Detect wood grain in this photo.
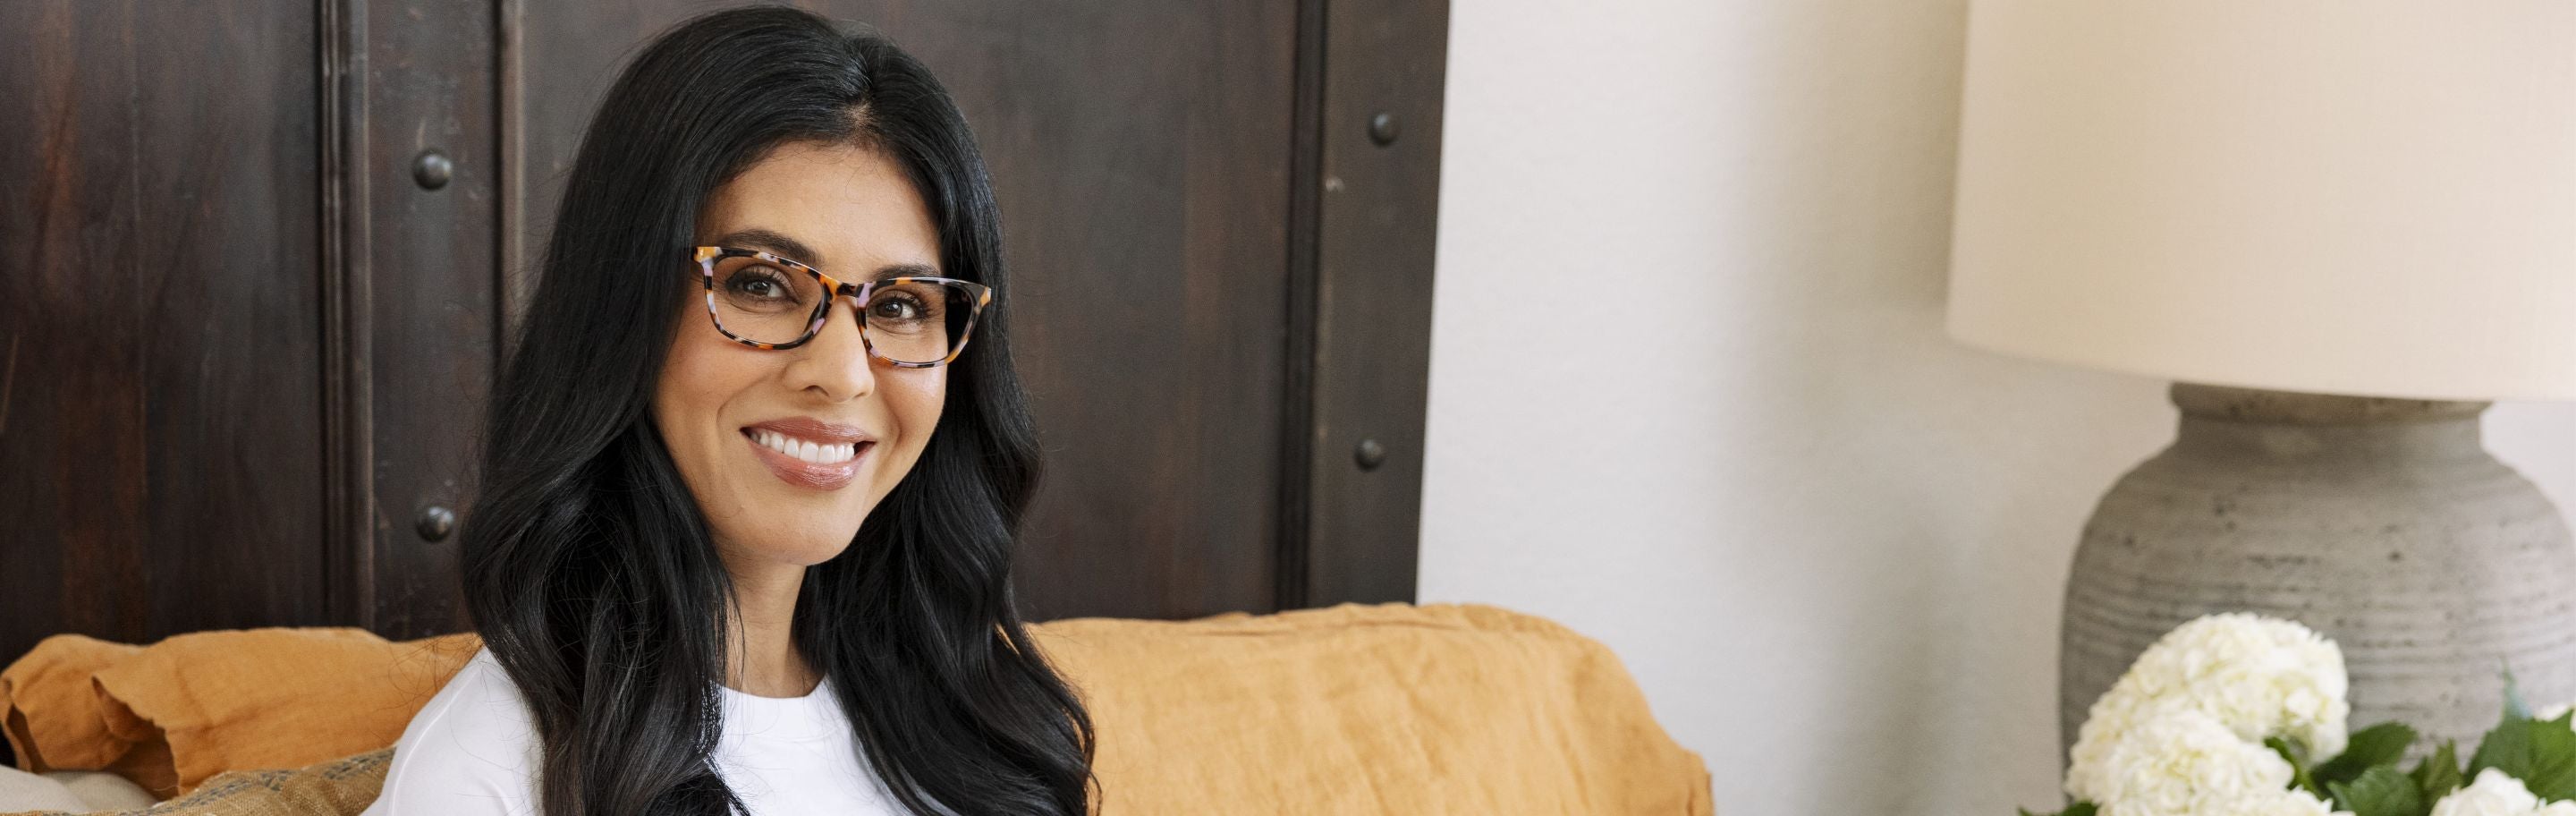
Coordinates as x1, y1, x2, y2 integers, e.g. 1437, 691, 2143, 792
0, 0, 332, 674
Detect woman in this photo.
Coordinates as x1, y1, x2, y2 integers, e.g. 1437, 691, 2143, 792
362, 7, 1096, 816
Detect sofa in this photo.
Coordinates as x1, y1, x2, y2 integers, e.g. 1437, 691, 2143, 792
0, 602, 1711, 815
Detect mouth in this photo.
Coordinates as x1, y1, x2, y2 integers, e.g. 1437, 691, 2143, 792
740, 421, 876, 491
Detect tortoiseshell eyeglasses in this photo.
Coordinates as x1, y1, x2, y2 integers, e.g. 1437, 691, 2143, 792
689, 246, 993, 368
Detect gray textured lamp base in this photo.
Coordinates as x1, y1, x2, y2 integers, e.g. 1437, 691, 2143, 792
2060, 383, 2576, 764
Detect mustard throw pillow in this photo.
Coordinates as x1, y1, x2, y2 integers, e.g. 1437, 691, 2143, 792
3, 603, 1711, 815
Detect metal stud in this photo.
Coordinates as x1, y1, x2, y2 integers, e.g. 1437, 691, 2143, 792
412, 150, 453, 190
1354, 438, 1388, 471
1368, 112, 1400, 147
417, 505, 456, 541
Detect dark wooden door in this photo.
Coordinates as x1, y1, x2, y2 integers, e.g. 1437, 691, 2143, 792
1, 1, 336, 651
0, 0, 1445, 690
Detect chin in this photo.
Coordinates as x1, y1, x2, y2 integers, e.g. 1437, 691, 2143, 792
713, 513, 861, 565
786, 544, 854, 567
741, 539, 854, 568
771, 523, 864, 565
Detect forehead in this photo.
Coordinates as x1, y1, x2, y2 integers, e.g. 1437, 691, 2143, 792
696, 140, 939, 272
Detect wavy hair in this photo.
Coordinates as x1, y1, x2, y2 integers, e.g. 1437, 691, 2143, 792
458, 6, 1094, 815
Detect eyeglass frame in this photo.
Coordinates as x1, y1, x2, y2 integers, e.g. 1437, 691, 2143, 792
689, 245, 994, 369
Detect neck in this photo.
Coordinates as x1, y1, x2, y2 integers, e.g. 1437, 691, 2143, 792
721, 557, 819, 698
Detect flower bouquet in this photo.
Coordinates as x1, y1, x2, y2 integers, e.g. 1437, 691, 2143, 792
2022, 613, 2576, 816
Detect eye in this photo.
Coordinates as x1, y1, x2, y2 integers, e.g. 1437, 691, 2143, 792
724, 267, 794, 302
869, 292, 928, 321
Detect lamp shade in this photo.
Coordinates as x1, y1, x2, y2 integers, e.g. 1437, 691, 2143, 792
1947, 1, 2576, 402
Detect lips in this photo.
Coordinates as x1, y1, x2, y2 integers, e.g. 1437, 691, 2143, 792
740, 418, 877, 491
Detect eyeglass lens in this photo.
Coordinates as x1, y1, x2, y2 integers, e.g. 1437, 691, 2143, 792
707, 254, 973, 363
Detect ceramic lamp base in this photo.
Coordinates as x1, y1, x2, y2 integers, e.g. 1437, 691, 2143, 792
2060, 383, 2576, 764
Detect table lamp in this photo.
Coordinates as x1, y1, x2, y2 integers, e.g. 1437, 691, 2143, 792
1946, 0, 2576, 760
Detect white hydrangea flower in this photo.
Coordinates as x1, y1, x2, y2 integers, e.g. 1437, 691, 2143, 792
2070, 612, 2352, 803
2537, 701, 2573, 722
2072, 706, 2296, 815
2104, 787, 2352, 816
2207, 789, 2353, 816
2428, 768, 2576, 816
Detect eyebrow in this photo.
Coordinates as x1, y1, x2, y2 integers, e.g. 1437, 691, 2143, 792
709, 228, 942, 282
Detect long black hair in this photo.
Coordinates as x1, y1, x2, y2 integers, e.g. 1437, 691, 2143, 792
458, 6, 1094, 815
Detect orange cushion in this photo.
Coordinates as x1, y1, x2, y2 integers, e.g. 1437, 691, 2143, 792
1036, 602, 1712, 815
2, 603, 1709, 814
0, 635, 141, 778
0, 629, 476, 798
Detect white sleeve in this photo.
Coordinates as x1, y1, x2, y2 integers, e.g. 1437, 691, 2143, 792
360, 650, 543, 816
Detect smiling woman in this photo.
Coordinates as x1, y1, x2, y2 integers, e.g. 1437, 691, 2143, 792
358, 6, 1094, 816
658, 142, 953, 583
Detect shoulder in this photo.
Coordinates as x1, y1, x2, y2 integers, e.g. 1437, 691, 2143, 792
362, 647, 543, 816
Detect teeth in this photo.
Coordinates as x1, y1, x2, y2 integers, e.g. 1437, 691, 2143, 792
752, 429, 860, 464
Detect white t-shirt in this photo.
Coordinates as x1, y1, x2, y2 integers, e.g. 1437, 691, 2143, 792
361, 647, 906, 816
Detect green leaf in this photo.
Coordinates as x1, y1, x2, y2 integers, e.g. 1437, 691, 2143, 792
2412, 740, 2464, 803
2272, 735, 2323, 796
2019, 803, 2097, 816
2316, 722, 2419, 789
2328, 765, 2425, 816
2470, 716, 2576, 800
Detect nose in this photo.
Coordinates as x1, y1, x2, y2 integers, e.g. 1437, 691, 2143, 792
782, 295, 877, 402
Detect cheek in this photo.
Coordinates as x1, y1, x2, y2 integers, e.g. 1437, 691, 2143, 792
657, 332, 722, 429
885, 370, 948, 467
652, 327, 765, 507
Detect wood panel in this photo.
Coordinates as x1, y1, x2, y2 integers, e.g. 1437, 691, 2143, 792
0, 1, 330, 673
343, 0, 503, 639
1296, 0, 1448, 607
897, 1, 1299, 621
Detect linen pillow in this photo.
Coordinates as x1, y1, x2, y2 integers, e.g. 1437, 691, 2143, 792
0, 631, 474, 798
0, 762, 88, 813
1030, 601, 1713, 815
4, 603, 1713, 815
0, 748, 389, 816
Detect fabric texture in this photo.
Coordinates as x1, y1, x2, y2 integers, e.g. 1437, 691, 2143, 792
359, 647, 908, 816
0, 764, 89, 813
2, 602, 1712, 816
42, 773, 153, 812
1, 630, 478, 800
1, 749, 392, 816
1035, 602, 1712, 815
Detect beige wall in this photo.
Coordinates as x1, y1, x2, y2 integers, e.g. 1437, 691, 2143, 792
1413, 2, 2576, 813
